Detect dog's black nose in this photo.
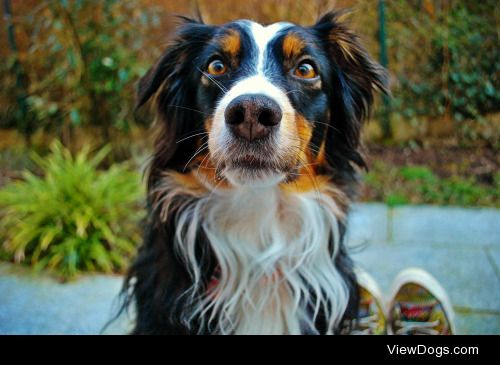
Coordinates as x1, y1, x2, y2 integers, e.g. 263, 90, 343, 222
224, 94, 282, 141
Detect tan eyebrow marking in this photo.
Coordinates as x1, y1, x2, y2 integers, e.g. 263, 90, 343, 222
220, 29, 241, 56
282, 32, 305, 58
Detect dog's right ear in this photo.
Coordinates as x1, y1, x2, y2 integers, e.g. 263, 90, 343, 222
136, 17, 215, 109
137, 18, 215, 187
136, 51, 170, 109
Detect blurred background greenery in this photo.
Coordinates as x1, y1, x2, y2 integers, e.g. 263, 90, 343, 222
0, 0, 498, 278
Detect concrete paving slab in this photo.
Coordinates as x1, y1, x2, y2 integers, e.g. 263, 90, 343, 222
346, 203, 389, 246
0, 265, 131, 334
352, 244, 500, 313
391, 206, 500, 247
487, 248, 500, 278
455, 312, 500, 335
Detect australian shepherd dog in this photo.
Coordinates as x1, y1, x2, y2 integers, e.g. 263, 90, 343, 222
122, 10, 388, 335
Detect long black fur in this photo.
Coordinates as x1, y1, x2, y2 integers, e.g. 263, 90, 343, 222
120, 11, 388, 335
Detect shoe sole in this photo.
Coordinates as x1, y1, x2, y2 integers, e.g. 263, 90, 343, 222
387, 267, 455, 335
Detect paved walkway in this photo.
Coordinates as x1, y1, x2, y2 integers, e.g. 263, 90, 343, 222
0, 204, 499, 334
347, 204, 500, 335
0, 264, 131, 334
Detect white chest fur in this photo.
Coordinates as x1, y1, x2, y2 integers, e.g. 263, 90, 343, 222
160, 178, 349, 334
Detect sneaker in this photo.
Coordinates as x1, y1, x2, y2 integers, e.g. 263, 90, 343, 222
387, 268, 455, 335
341, 269, 387, 335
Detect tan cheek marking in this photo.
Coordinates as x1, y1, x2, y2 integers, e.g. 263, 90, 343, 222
280, 115, 333, 194
281, 174, 329, 194
282, 33, 305, 59
197, 157, 231, 190
188, 136, 230, 190
281, 172, 350, 216
294, 113, 313, 164
314, 141, 326, 170
170, 159, 231, 193
220, 29, 241, 57
204, 117, 213, 131
169, 171, 207, 194
280, 114, 324, 194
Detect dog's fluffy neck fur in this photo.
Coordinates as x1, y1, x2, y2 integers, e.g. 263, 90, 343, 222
155, 171, 350, 334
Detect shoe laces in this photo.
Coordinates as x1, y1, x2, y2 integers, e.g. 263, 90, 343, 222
394, 319, 440, 335
348, 314, 381, 335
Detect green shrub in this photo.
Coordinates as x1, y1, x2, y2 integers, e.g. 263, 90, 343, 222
399, 166, 438, 183
386, 1, 499, 142
385, 193, 409, 207
0, 141, 144, 279
363, 162, 499, 207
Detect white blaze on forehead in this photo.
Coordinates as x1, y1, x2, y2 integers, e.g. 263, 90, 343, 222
214, 21, 294, 113
249, 21, 291, 74
216, 75, 293, 113
208, 22, 298, 187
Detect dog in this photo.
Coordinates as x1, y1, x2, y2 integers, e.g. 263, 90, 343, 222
123, 10, 388, 335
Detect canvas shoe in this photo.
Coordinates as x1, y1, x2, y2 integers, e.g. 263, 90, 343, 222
387, 267, 455, 335
341, 268, 387, 335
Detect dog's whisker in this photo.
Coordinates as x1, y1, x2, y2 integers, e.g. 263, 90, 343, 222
313, 120, 341, 133
167, 105, 210, 116
195, 65, 228, 93
182, 142, 209, 172
176, 131, 209, 144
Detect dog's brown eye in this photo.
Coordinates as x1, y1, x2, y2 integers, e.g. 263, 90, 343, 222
207, 59, 227, 76
294, 62, 317, 79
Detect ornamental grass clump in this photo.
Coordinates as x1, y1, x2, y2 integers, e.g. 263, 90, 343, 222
0, 141, 144, 279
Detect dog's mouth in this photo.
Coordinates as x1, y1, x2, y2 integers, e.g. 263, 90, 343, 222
217, 150, 292, 186
230, 155, 274, 171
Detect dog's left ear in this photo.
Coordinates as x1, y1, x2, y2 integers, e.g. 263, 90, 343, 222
312, 11, 389, 170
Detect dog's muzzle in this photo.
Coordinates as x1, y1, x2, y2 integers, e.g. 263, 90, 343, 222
224, 94, 282, 141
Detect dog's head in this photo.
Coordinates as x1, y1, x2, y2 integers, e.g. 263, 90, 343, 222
138, 12, 387, 189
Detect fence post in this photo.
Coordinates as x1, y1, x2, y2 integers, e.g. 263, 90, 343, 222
378, 0, 391, 139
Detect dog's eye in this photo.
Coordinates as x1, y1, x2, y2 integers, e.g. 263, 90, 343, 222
207, 59, 227, 76
294, 62, 317, 79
